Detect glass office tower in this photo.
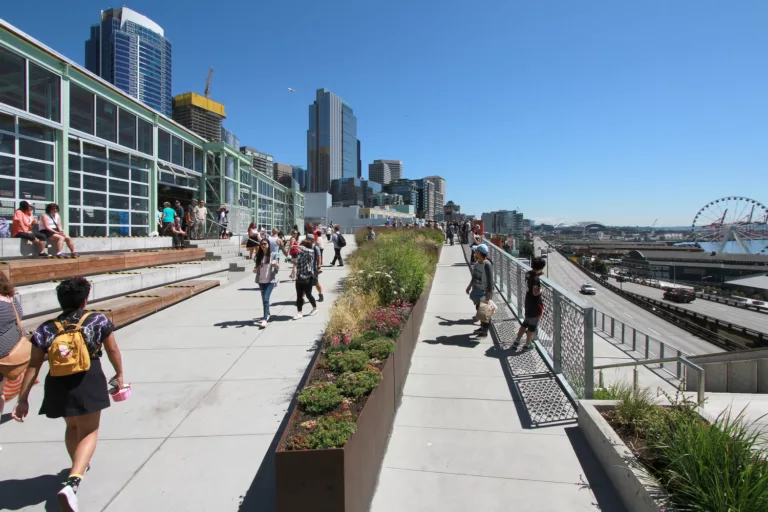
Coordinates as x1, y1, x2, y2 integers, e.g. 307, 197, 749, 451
85, 7, 172, 117
307, 89, 357, 192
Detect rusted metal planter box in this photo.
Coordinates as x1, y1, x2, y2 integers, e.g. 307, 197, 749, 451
274, 267, 436, 512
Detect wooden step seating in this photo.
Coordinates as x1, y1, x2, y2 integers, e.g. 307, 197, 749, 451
20, 279, 219, 332
1, 248, 206, 286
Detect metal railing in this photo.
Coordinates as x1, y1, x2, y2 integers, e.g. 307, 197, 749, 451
480, 238, 595, 398
594, 356, 706, 404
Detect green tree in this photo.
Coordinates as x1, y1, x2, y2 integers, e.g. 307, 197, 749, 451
593, 259, 608, 275
519, 241, 534, 258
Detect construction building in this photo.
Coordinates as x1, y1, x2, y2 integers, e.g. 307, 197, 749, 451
172, 93, 226, 142
240, 147, 274, 176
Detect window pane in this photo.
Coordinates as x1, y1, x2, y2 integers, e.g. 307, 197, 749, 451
82, 208, 106, 224
69, 207, 81, 223
82, 158, 106, 176
69, 225, 81, 238
83, 142, 106, 159
69, 189, 80, 206
108, 164, 129, 180
130, 155, 151, 170
28, 62, 60, 122
131, 183, 148, 197
19, 180, 52, 202
18, 160, 53, 181
0, 133, 14, 155
19, 139, 54, 162
171, 137, 182, 166
131, 168, 148, 183
0, 155, 14, 177
158, 129, 170, 161
82, 225, 106, 237
68, 137, 80, 153
194, 147, 203, 172
137, 118, 153, 155
69, 154, 81, 170
0, 112, 14, 133
83, 192, 106, 208
0, 46, 26, 110
109, 195, 130, 210
109, 179, 129, 195
118, 109, 136, 149
183, 142, 193, 169
0, 177, 14, 199
18, 119, 55, 141
131, 226, 148, 236
109, 149, 129, 165
109, 210, 130, 226
96, 97, 117, 142
70, 84, 94, 134
132, 198, 148, 211
131, 212, 148, 225
83, 174, 106, 192
69, 171, 81, 188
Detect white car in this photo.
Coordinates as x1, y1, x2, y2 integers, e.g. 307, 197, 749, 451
580, 284, 596, 295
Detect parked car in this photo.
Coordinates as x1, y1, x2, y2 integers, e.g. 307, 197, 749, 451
616, 275, 627, 282
600, 274, 610, 280
663, 288, 695, 303
580, 284, 596, 295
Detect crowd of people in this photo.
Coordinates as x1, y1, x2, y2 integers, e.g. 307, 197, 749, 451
11, 201, 78, 258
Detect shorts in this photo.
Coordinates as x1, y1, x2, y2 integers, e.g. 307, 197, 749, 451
522, 303, 544, 332
15, 232, 47, 243
522, 316, 540, 333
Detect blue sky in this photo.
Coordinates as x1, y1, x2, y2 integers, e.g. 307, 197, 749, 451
3, 0, 768, 225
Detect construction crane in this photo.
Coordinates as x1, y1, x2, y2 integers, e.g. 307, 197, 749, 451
204, 67, 214, 99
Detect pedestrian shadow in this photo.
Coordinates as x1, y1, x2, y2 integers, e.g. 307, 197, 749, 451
1, 412, 12, 425
435, 316, 475, 327
213, 320, 258, 329
265, 315, 293, 323
422, 333, 480, 348
0, 469, 68, 511
237, 288, 262, 291
269, 301, 295, 307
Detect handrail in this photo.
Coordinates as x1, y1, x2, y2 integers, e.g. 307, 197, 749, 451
595, 356, 705, 404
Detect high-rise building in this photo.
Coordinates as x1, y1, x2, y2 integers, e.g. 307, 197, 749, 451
307, 88, 358, 192
368, 160, 392, 185
273, 162, 293, 185
330, 178, 381, 207
482, 210, 525, 236
357, 140, 362, 179
424, 175, 446, 219
381, 160, 402, 181
414, 178, 436, 220
85, 7, 172, 116
172, 93, 225, 142
292, 166, 309, 192
444, 201, 461, 222
384, 180, 418, 207
240, 147, 273, 176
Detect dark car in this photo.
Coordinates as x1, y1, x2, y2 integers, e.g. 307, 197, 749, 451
663, 288, 695, 303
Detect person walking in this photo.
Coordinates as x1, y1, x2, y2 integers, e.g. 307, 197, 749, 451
185, 200, 198, 241
512, 257, 546, 351
311, 232, 324, 302
0, 273, 25, 453
194, 200, 208, 239
325, 225, 332, 242
12, 201, 49, 258
173, 200, 184, 226
12, 277, 125, 512
293, 235, 318, 320
330, 226, 344, 267
218, 206, 229, 239
253, 239, 279, 328
465, 243, 494, 339
288, 230, 300, 280
447, 223, 455, 246
39, 203, 77, 257
161, 202, 175, 234
246, 222, 260, 260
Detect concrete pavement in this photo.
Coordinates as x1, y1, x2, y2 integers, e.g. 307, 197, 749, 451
371, 244, 625, 512
0, 239, 356, 512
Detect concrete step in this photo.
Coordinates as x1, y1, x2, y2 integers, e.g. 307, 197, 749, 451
204, 246, 243, 259
17, 259, 232, 317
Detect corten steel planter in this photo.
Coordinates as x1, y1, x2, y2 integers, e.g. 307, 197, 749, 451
274, 263, 437, 512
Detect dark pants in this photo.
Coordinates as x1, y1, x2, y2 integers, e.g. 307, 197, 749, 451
15, 232, 47, 244
326, 234, 331, 241
171, 232, 184, 248
296, 280, 316, 311
448, 234, 454, 245
330, 248, 343, 266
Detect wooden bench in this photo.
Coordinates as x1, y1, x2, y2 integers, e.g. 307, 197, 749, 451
2, 249, 206, 286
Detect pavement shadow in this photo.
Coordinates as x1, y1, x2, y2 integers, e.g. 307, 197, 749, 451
237, 327, 325, 512
269, 301, 296, 307
1, 412, 12, 425
422, 333, 480, 348
565, 427, 628, 512
213, 320, 258, 329
264, 315, 293, 323
0, 469, 68, 511
435, 316, 476, 327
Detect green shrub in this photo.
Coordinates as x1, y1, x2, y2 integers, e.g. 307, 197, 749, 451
325, 350, 370, 373
306, 412, 357, 449
362, 338, 396, 360
337, 368, 382, 397
297, 382, 343, 414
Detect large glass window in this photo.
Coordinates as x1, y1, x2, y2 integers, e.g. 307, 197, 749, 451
137, 118, 153, 155
0, 47, 26, 110
171, 136, 182, 166
28, 62, 60, 122
0, 133, 14, 155
96, 97, 117, 142
18, 119, 55, 141
183, 142, 193, 170
158, 129, 170, 160
194, 147, 203, 173
118, 109, 136, 149
19, 139, 54, 162
70, 84, 94, 134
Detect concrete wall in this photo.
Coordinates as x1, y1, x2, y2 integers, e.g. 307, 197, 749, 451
4, 237, 172, 258
304, 192, 332, 220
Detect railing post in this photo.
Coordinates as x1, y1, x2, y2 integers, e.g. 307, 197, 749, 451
632, 329, 637, 351
601, 313, 605, 332
552, 290, 562, 374
584, 306, 595, 399
506, 259, 513, 306
610, 317, 615, 338
659, 343, 665, 369
676, 351, 682, 379
620, 322, 625, 343
515, 266, 523, 318
645, 335, 650, 359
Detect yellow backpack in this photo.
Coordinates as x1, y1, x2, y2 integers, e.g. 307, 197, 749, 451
48, 313, 92, 377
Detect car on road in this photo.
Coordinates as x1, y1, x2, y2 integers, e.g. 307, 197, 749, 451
616, 275, 627, 282
663, 288, 695, 303
580, 284, 596, 295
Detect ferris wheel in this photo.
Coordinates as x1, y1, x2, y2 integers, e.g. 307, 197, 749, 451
691, 197, 768, 254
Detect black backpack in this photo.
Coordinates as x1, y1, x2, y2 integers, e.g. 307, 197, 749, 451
337, 233, 347, 247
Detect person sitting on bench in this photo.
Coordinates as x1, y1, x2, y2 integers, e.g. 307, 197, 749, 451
39, 203, 77, 258
12, 201, 49, 258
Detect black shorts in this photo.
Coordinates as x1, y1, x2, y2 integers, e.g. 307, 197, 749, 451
523, 304, 544, 332
15, 232, 47, 242
38, 229, 59, 238
246, 240, 258, 248
39, 358, 110, 418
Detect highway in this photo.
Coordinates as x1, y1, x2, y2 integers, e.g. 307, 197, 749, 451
533, 239, 721, 356
614, 281, 768, 334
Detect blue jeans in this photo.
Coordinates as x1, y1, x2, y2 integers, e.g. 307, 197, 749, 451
259, 282, 275, 319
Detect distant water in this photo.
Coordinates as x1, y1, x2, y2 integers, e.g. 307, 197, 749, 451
675, 240, 768, 254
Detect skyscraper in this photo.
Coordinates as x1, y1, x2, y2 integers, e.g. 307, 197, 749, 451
368, 160, 392, 185
85, 7, 172, 116
424, 176, 446, 220
307, 88, 358, 192
381, 160, 403, 181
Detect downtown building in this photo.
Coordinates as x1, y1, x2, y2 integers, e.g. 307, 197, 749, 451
424, 175, 445, 221
368, 159, 403, 186
307, 88, 358, 192
482, 209, 524, 237
240, 147, 274, 176
85, 7, 172, 117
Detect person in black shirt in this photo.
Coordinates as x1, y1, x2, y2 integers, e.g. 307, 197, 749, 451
513, 257, 546, 351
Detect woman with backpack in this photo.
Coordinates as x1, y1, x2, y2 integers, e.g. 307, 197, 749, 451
293, 235, 318, 320
12, 277, 126, 512
253, 238, 279, 328
39, 203, 77, 257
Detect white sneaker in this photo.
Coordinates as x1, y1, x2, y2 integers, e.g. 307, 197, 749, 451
307, 308, 318, 317
258, 320, 267, 328
293, 313, 303, 320
57, 485, 78, 512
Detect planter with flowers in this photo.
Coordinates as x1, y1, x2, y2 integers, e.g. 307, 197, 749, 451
275, 229, 442, 512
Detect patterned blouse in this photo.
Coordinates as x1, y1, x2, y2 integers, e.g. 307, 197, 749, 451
31, 310, 115, 358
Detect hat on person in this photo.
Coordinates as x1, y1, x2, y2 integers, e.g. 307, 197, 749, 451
472, 243, 489, 255
305, 234, 315, 241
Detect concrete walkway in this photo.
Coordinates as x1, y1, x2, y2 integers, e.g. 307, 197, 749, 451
0, 238, 356, 512
370, 244, 624, 512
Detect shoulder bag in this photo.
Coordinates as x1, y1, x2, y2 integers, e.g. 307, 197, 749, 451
0, 301, 32, 379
